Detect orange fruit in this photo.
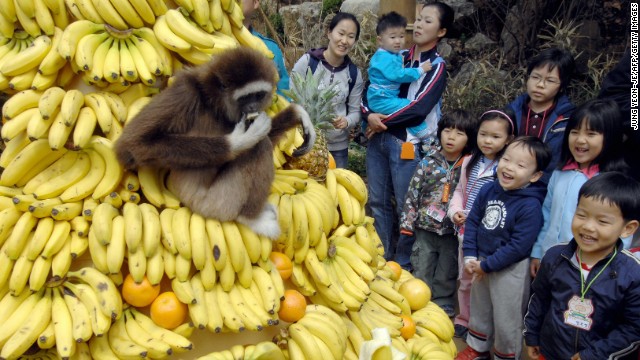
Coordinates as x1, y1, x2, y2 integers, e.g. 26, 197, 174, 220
386, 261, 402, 281
269, 251, 293, 280
328, 153, 337, 169
278, 289, 306, 323
398, 278, 431, 310
400, 314, 416, 340
121, 274, 161, 307
150, 291, 188, 329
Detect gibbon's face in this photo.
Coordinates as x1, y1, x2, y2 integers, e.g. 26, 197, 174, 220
206, 48, 277, 120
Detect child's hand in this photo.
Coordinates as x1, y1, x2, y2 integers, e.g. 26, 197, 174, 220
571, 353, 581, 360
464, 261, 475, 274
530, 258, 541, 278
421, 61, 432, 73
527, 346, 541, 359
453, 211, 467, 225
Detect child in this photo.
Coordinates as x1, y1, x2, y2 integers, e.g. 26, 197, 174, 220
455, 136, 551, 360
365, 11, 433, 138
530, 98, 628, 277
399, 109, 476, 317
508, 47, 576, 183
446, 109, 516, 338
524, 172, 640, 360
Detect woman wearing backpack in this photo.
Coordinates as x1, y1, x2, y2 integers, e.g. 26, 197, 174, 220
290, 12, 364, 168
361, 2, 454, 269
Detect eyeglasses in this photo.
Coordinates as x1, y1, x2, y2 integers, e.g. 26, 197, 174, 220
528, 74, 561, 86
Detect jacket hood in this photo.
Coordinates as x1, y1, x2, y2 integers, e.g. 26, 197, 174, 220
512, 93, 576, 119
307, 48, 354, 72
490, 180, 547, 203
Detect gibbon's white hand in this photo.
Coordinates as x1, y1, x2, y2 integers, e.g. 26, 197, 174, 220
228, 112, 272, 153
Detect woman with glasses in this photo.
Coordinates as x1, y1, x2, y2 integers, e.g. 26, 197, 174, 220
507, 47, 576, 184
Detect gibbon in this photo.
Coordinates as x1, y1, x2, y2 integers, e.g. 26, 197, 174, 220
114, 47, 315, 239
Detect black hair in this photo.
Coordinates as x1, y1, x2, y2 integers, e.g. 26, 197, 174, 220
376, 11, 407, 36
527, 47, 575, 96
437, 109, 477, 154
424, 2, 454, 33
466, 107, 517, 179
328, 12, 361, 41
559, 98, 627, 172
506, 136, 552, 172
579, 171, 640, 222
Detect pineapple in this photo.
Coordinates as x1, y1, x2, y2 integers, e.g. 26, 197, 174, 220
283, 69, 339, 180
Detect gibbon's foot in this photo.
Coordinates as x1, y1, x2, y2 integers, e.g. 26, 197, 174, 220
238, 204, 280, 239
229, 112, 272, 153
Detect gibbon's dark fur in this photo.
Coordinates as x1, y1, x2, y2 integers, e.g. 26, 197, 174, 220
114, 47, 314, 238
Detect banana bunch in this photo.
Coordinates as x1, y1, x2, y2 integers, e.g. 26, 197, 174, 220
270, 99, 304, 168
0, 268, 122, 360
0, 212, 76, 296
85, 307, 192, 359
0, 31, 61, 92
271, 304, 348, 360
137, 166, 181, 209
326, 168, 368, 226
64, 0, 168, 27
159, 204, 274, 290
196, 341, 285, 360
403, 336, 456, 360
57, 20, 172, 87
411, 302, 455, 344
0, 288, 54, 360
0, 137, 122, 206
172, 269, 283, 333
0, 0, 69, 39
154, 8, 239, 66
271, 175, 336, 263
290, 232, 378, 314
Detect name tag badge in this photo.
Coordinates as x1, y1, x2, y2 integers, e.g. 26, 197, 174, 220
400, 142, 415, 159
563, 295, 594, 331
427, 205, 446, 222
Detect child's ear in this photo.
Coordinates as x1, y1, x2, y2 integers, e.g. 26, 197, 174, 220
376, 35, 382, 45
621, 220, 639, 239
529, 170, 543, 184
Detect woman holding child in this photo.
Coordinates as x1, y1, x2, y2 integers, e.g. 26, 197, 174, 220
362, 2, 455, 269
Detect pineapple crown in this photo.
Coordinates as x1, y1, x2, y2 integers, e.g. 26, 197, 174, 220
284, 69, 339, 130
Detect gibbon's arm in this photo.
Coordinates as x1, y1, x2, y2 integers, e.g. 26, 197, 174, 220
115, 79, 269, 170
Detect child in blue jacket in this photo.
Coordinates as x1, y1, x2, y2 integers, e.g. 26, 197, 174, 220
456, 136, 551, 360
524, 172, 640, 360
366, 11, 432, 138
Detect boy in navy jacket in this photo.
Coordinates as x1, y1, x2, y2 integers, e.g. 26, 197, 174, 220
456, 136, 551, 360
524, 172, 640, 360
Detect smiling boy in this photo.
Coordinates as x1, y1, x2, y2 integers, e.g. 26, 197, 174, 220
524, 172, 640, 360
457, 136, 551, 360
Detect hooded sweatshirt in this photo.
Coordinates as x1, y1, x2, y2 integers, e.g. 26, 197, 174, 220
290, 48, 364, 152
462, 179, 547, 273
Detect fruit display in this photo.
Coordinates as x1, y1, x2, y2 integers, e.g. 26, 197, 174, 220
0, 0, 457, 359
